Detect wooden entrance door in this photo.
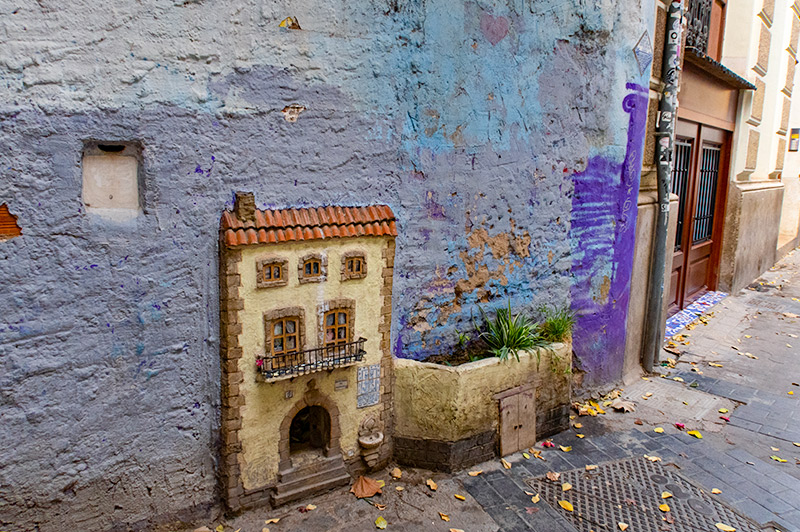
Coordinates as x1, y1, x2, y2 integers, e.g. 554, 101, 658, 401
668, 120, 730, 311
495, 384, 536, 456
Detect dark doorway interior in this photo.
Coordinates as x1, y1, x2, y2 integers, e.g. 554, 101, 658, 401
289, 406, 331, 455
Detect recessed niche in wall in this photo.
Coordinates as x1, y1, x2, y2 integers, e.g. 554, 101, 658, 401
82, 141, 143, 221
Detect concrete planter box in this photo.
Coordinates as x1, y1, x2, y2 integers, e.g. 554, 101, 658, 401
393, 342, 572, 472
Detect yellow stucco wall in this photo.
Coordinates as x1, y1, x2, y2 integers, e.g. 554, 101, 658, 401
237, 236, 390, 490
394, 343, 570, 442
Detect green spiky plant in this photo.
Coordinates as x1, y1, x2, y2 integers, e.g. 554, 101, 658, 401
537, 304, 576, 343
475, 301, 546, 362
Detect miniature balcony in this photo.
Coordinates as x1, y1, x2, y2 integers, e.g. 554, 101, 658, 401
256, 338, 367, 382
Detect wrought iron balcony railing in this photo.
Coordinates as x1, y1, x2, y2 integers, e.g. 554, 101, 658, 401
256, 337, 366, 381
686, 0, 712, 53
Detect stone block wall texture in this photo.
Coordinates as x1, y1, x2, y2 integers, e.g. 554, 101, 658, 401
0, 1, 651, 530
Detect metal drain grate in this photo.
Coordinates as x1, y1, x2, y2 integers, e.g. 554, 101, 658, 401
527, 457, 761, 532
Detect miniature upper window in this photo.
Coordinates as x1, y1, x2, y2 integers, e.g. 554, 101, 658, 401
256, 258, 288, 288
298, 253, 327, 284
270, 316, 302, 369
324, 309, 350, 347
341, 251, 367, 281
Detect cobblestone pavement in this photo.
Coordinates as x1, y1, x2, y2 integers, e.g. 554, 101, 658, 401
186, 250, 800, 532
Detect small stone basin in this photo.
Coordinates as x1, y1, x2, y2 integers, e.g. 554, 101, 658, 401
358, 431, 384, 449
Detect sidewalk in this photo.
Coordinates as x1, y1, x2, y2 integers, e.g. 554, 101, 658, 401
185, 250, 800, 532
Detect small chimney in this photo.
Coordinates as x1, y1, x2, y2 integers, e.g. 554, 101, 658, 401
234, 192, 256, 223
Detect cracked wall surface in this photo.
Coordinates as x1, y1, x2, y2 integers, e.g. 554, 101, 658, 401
0, 0, 652, 529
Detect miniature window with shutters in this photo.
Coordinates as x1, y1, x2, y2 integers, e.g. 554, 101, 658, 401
263, 263, 282, 282
272, 317, 302, 368
304, 259, 321, 277
324, 310, 349, 347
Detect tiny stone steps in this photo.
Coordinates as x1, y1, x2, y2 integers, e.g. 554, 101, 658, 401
271, 454, 351, 507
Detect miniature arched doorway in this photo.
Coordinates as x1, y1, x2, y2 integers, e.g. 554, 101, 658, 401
289, 405, 331, 455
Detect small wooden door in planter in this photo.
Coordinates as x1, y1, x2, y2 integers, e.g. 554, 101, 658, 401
494, 384, 536, 456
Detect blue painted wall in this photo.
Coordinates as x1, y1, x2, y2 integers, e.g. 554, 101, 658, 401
0, 1, 652, 529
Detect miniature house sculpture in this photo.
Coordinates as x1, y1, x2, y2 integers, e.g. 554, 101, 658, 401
219, 193, 396, 511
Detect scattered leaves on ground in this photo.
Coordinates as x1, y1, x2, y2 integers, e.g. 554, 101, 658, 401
265, 518, 280, 524
644, 455, 662, 462
662, 491, 672, 499
654, 427, 664, 433
687, 430, 703, 439
426, 479, 438, 491
531, 493, 540, 503
719, 408, 729, 413
454, 494, 465, 501
395, 486, 404, 491
501, 458, 512, 469
659, 503, 670, 512
715, 523, 736, 532
709, 362, 723, 367
634, 419, 644, 425
771, 446, 780, 451
619, 522, 629, 531
673, 377, 685, 382
391, 467, 402, 479
523, 452, 530, 459
576, 434, 585, 438
562, 482, 572, 492
771, 455, 788, 463
574, 423, 583, 429
375, 516, 388, 529
468, 470, 483, 476
560, 445, 572, 452
438, 512, 450, 522
546, 471, 561, 481
558, 500, 574, 512
351, 476, 382, 498
586, 464, 598, 471
711, 488, 722, 494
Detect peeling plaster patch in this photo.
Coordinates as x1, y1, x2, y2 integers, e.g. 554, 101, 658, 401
281, 104, 306, 122
0, 204, 22, 240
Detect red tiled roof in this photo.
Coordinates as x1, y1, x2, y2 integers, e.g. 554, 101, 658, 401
221, 205, 397, 247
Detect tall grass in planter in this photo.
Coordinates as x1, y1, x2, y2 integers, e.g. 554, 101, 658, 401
476, 301, 546, 362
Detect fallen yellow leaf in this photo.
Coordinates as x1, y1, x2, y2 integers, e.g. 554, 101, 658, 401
501, 458, 512, 469
771, 455, 788, 463
719, 408, 729, 413
559, 445, 572, 452
396, 486, 404, 491
546, 471, 561, 481
715, 523, 736, 532
654, 427, 664, 433
659, 503, 670, 512
449, 529, 465, 532
265, 518, 281, 524
263, 528, 269, 532
585, 464, 598, 471
645, 392, 653, 397
644, 455, 662, 462
794, 442, 800, 447
558, 500, 574, 512
375, 516, 388, 529
468, 470, 483, 476
771, 446, 780, 452
576, 434, 585, 438
687, 430, 703, 439
454, 494, 465, 501
562, 482, 572, 492
439, 512, 450, 522
391, 467, 402, 479
619, 523, 629, 531
709, 363, 723, 367
305, 504, 316, 510
376, 480, 386, 488
531, 493, 540, 503
711, 488, 722, 494
523, 452, 530, 459
662, 491, 672, 499
789, 391, 795, 395
574, 423, 583, 429
216, 526, 224, 532
426, 479, 438, 490
673, 377, 684, 382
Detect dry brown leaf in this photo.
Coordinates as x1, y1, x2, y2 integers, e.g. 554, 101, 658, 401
265, 518, 281, 524
585, 464, 598, 471
468, 470, 483, 476
426, 479, 438, 491
501, 458, 512, 469
619, 522, 629, 531
562, 482, 572, 492
305, 504, 316, 510
711, 488, 721, 494
546, 471, 561, 481
391, 467, 402, 479
610, 399, 636, 412
438, 512, 450, 522
454, 494, 465, 501
351, 476, 382, 498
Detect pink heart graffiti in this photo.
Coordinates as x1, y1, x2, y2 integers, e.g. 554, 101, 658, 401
480, 13, 509, 46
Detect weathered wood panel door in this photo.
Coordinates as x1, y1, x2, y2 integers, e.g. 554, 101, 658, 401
496, 385, 536, 456
669, 120, 729, 311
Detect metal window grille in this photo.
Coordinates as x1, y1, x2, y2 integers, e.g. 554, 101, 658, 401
258, 337, 366, 380
671, 140, 693, 251
686, 0, 712, 52
692, 145, 721, 243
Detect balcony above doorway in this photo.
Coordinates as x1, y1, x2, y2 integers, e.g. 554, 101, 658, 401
256, 338, 367, 382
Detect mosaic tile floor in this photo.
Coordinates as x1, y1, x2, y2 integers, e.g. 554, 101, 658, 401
664, 290, 728, 340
